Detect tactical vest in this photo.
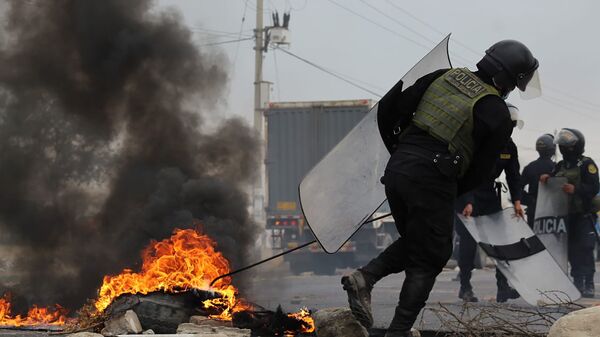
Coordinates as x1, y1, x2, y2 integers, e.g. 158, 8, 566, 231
412, 68, 499, 177
555, 157, 588, 214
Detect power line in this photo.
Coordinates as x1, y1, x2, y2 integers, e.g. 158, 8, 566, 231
384, 0, 482, 59
543, 84, 600, 110
379, 1, 600, 117
538, 90, 600, 114
326, 0, 432, 52
192, 27, 253, 38
358, 0, 474, 66
287, 0, 308, 11
233, 0, 251, 68
359, 0, 437, 45
275, 46, 382, 97
540, 96, 600, 122
197, 37, 254, 47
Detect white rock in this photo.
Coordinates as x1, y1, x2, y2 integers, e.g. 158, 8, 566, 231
177, 323, 215, 334
142, 329, 155, 334
548, 306, 600, 337
101, 309, 143, 336
312, 307, 369, 337
176, 322, 251, 337
190, 315, 233, 327
67, 333, 104, 337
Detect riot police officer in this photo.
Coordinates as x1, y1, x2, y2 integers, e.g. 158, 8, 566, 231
540, 128, 599, 298
457, 136, 524, 303
342, 40, 539, 337
521, 134, 556, 228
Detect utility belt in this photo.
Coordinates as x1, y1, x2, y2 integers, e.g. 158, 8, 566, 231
396, 144, 464, 178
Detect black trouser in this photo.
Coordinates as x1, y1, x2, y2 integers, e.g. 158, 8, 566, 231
455, 215, 476, 291
360, 171, 456, 333
455, 213, 512, 291
568, 214, 596, 282
525, 204, 536, 229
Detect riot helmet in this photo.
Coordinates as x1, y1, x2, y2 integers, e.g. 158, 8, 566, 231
555, 128, 585, 158
535, 134, 555, 158
477, 40, 540, 99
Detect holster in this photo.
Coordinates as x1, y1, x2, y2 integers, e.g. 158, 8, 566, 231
433, 152, 463, 178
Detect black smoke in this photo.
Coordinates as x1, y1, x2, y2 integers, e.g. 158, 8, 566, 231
0, 0, 260, 311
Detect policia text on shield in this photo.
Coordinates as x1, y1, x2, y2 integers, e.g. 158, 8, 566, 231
540, 128, 600, 298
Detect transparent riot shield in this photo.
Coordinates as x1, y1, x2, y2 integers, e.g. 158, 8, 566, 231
534, 177, 569, 272
299, 35, 452, 253
459, 209, 580, 305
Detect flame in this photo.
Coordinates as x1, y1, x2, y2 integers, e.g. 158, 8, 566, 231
95, 228, 251, 319
287, 307, 315, 334
0, 293, 67, 326
0, 227, 314, 332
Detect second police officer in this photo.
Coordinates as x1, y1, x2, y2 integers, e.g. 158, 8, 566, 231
540, 128, 599, 298
457, 110, 524, 302
521, 134, 556, 228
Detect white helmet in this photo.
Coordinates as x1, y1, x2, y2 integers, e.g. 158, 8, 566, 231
506, 101, 523, 129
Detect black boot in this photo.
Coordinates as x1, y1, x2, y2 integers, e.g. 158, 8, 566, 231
496, 269, 519, 303
574, 277, 585, 294
496, 286, 520, 303
583, 277, 595, 298
341, 270, 374, 328
458, 288, 479, 302
386, 269, 438, 334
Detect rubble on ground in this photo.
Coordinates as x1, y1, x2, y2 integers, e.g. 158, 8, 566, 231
177, 322, 251, 336
100, 310, 143, 336
312, 307, 368, 337
67, 332, 104, 337
548, 305, 600, 337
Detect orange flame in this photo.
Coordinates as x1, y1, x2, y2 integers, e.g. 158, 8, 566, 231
0, 293, 67, 326
95, 228, 251, 319
0, 226, 314, 332
287, 307, 315, 334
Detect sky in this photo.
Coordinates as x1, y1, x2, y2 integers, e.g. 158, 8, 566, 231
158, 0, 600, 166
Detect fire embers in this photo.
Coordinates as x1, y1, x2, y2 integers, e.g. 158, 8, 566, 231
0, 293, 68, 327
233, 306, 315, 336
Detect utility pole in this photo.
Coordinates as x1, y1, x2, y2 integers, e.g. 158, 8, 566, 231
253, 0, 268, 226
252, 0, 290, 226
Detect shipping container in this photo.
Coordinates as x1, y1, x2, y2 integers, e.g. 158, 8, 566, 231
264, 99, 399, 275
265, 99, 373, 218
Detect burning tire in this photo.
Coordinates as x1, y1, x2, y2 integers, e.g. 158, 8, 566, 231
105, 291, 214, 334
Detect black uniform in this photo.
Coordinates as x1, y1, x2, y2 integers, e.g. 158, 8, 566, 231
358, 69, 512, 332
521, 156, 555, 227
552, 156, 599, 287
454, 193, 475, 293
456, 139, 521, 295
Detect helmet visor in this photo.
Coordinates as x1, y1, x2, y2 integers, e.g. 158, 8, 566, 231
554, 129, 579, 147
506, 102, 524, 129
518, 69, 541, 100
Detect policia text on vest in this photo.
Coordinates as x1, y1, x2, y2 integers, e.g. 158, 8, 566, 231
412, 68, 499, 177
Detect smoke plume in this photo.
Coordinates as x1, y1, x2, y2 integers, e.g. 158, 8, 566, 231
0, 0, 260, 311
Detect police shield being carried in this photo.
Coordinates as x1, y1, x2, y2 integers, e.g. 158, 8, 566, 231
540, 128, 600, 298
455, 107, 525, 304
534, 176, 569, 272
522, 134, 557, 228
299, 38, 539, 336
